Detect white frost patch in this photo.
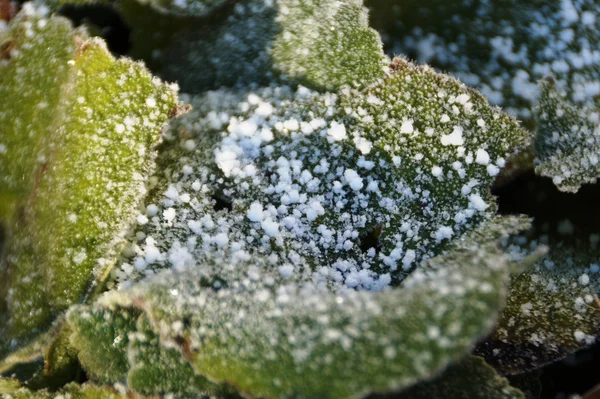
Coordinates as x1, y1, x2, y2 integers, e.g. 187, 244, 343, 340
327, 121, 347, 141
344, 169, 364, 190
262, 218, 279, 237
468, 194, 488, 211
400, 119, 414, 134
475, 149, 490, 165
434, 226, 454, 243
441, 126, 464, 146
247, 202, 265, 222
354, 137, 373, 154
146, 97, 157, 108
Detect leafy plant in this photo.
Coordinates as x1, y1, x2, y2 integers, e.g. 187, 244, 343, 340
0, 0, 599, 398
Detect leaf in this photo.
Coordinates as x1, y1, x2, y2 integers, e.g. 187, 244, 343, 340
400, 356, 524, 399
67, 304, 229, 396
0, 4, 180, 351
477, 225, 600, 374
367, 0, 600, 126
70, 214, 530, 399
533, 79, 600, 192
121, 59, 527, 292
68, 307, 138, 384
126, 313, 230, 397
270, 0, 387, 91
0, 378, 21, 395
161, 0, 278, 92
162, 0, 387, 92
1, 382, 134, 399
70, 58, 528, 398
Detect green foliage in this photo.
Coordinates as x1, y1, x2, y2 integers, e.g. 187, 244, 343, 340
0, 4, 179, 352
478, 225, 600, 373
68, 308, 137, 384
69, 216, 527, 399
533, 79, 600, 192
162, 0, 386, 92
270, 0, 387, 90
402, 356, 524, 399
3, 0, 600, 397
1, 381, 134, 398
367, 0, 600, 127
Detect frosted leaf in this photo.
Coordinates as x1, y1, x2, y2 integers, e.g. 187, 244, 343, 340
162, 0, 277, 92
122, 60, 527, 295
401, 356, 524, 399
1, 381, 134, 398
533, 79, 600, 192
126, 314, 231, 397
0, 378, 22, 395
67, 306, 228, 396
0, 329, 54, 377
477, 227, 600, 373
68, 309, 136, 384
162, 0, 387, 92
69, 216, 527, 398
368, 0, 600, 127
270, 0, 387, 91
0, 6, 180, 352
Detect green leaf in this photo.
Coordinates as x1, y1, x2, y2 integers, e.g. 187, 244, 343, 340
533, 79, 600, 192
162, 0, 387, 92
124, 59, 527, 291
0, 378, 22, 395
478, 226, 600, 373
70, 215, 528, 399
1, 382, 134, 399
126, 313, 229, 397
68, 308, 136, 385
401, 356, 524, 399
270, 0, 387, 91
67, 304, 228, 396
79, 59, 527, 397
0, 5, 179, 350
367, 0, 600, 127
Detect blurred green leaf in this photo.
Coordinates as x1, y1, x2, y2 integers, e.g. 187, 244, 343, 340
533, 79, 600, 192
69, 215, 529, 398
478, 225, 600, 373
0, 4, 179, 352
162, 0, 387, 92
401, 356, 524, 399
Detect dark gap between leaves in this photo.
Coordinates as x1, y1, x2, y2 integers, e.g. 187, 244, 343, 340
211, 194, 233, 212
59, 4, 132, 55
492, 170, 600, 398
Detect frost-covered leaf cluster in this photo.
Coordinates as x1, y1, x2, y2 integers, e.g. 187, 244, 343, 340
2, 0, 600, 397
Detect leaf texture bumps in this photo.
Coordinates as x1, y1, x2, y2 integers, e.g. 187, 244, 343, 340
0, 4, 179, 351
